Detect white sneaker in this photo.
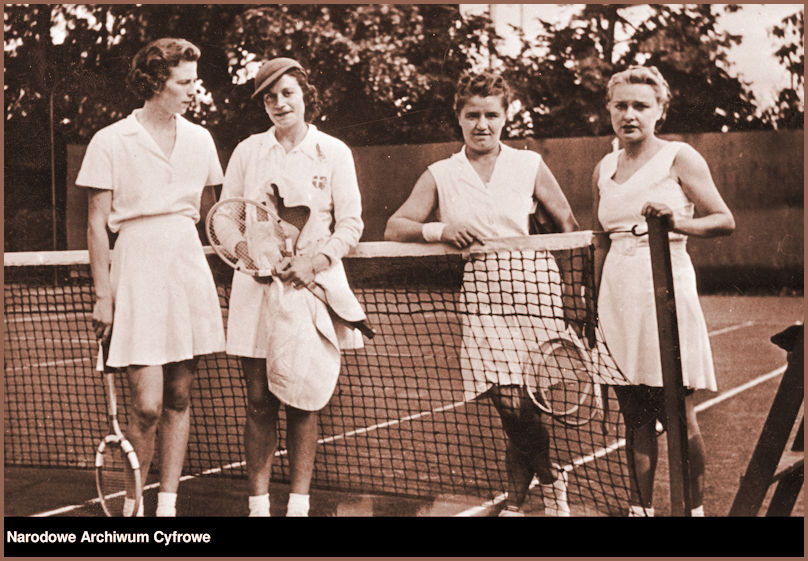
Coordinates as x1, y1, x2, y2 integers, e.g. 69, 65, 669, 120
542, 468, 570, 517
498, 505, 525, 517
628, 505, 654, 517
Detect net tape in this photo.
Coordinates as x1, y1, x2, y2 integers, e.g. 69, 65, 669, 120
5, 232, 633, 515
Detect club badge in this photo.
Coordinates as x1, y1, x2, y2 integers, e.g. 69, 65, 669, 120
312, 175, 327, 190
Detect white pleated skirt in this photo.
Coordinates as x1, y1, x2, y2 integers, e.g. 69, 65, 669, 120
107, 215, 225, 368
459, 249, 568, 400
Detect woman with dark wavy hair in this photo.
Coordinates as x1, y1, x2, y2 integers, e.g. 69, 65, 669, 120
76, 37, 225, 517
386, 70, 579, 516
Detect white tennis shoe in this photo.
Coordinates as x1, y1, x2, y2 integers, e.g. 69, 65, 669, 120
497, 504, 525, 517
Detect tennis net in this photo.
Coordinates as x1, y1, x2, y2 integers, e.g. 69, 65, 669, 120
4, 231, 633, 515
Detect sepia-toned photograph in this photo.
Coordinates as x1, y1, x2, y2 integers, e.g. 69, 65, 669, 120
3, 3, 803, 558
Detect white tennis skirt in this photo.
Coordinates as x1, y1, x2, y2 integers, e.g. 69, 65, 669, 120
598, 238, 716, 391
459, 249, 568, 400
107, 215, 225, 368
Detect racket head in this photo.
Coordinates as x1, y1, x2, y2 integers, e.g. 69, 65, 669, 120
206, 197, 377, 340
206, 197, 296, 277
95, 435, 142, 517
525, 335, 602, 426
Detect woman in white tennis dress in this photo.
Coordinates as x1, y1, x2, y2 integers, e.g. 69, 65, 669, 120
221, 58, 365, 517
77, 38, 226, 517
385, 71, 579, 517
593, 66, 735, 517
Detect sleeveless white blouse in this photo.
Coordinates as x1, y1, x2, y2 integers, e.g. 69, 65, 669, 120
430, 144, 567, 399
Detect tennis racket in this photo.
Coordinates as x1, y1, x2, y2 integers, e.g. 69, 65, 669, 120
205, 195, 375, 339
94, 340, 142, 517
524, 333, 603, 427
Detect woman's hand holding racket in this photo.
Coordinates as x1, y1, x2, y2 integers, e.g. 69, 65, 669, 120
92, 296, 114, 343
276, 253, 327, 290
206, 197, 375, 339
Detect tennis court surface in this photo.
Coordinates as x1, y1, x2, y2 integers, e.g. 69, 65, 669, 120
4, 234, 804, 521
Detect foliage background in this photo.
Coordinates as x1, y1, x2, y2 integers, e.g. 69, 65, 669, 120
3, 4, 804, 250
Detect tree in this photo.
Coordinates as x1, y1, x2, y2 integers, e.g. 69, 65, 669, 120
498, 4, 769, 138
765, 9, 804, 129
622, 4, 766, 133
219, 4, 494, 146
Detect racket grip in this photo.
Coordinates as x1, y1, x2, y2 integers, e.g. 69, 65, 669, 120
352, 320, 376, 340
96, 343, 105, 372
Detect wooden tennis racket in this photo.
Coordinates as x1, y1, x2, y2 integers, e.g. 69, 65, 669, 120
205, 195, 375, 339
94, 340, 142, 517
524, 332, 603, 427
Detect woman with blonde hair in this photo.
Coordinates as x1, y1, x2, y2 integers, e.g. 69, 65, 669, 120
593, 65, 735, 517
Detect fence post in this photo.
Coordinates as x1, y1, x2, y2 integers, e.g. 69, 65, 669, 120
646, 215, 691, 516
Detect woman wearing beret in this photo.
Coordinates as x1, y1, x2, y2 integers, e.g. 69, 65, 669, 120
221, 57, 365, 517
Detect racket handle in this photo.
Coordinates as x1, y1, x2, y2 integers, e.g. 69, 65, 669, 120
351, 320, 376, 340
105, 373, 118, 419
306, 282, 375, 339
96, 343, 105, 372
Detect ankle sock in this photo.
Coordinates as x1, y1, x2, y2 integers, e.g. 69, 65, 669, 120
248, 493, 270, 517
628, 504, 654, 517
155, 491, 177, 517
123, 497, 144, 517
286, 493, 310, 517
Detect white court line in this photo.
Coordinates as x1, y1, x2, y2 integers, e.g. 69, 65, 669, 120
707, 320, 756, 337
453, 363, 788, 517
695, 364, 786, 412
9, 357, 90, 373
454, 319, 771, 517
27, 319, 771, 517
32, 399, 472, 517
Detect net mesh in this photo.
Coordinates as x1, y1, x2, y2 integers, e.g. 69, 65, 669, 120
4, 232, 633, 515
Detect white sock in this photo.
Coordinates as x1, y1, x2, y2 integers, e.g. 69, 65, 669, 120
691, 505, 705, 517
286, 493, 310, 517
155, 491, 177, 517
628, 504, 654, 517
248, 493, 270, 517
123, 497, 144, 517
541, 469, 570, 517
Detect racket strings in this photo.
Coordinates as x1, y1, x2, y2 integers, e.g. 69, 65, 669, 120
208, 198, 290, 275
527, 338, 602, 426
97, 443, 138, 516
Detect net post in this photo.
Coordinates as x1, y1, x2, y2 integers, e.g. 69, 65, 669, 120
646, 215, 692, 517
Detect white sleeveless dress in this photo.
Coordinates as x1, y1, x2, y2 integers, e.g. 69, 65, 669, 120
429, 144, 567, 399
597, 141, 717, 391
